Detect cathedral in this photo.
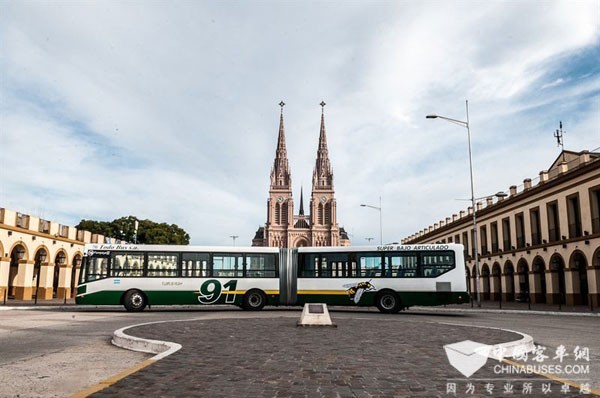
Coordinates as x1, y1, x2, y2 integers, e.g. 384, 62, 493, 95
252, 102, 350, 248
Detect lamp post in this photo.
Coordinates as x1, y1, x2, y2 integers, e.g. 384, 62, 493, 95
230, 235, 239, 246
426, 100, 484, 307
360, 196, 382, 245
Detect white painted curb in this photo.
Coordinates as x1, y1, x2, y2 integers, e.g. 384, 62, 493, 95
112, 320, 183, 360
439, 321, 535, 359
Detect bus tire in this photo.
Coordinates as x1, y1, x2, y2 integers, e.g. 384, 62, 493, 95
376, 290, 401, 314
242, 289, 266, 311
123, 289, 147, 312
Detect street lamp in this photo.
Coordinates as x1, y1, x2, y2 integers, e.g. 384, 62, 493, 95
230, 235, 239, 246
360, 196, 382, 245
427, 100, 485, 307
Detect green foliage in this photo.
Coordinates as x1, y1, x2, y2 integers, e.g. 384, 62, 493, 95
76, 216, 190, 245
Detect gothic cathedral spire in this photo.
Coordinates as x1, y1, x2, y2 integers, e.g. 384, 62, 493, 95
270, 101, 291, 189
253, 101, 350, 248
312, 101, 333, 190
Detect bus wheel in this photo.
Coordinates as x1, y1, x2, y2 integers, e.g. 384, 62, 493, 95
123, 290, 147, 312
242, 289, 266, 311
376, 291, 401, 314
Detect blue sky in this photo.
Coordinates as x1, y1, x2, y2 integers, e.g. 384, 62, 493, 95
1, 1, 598, 245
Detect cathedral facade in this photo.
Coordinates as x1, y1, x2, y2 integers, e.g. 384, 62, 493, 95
252, 102, 350, 248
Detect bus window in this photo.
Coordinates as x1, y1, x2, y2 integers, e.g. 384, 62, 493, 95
389, 254, 418, 277
213, 254, 243, 277
181, 253, 209, 277
420, 252, 455, 277
246, 254, 277, 278
148, 253, 178, 277
111, 253, 144, 277
359, 254, 384, 277
318, 256, 330, 277
83, 256, 108, 282
328, 254, 349, 278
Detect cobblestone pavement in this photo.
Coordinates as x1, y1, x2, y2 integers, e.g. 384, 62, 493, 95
90, 316, 574, 398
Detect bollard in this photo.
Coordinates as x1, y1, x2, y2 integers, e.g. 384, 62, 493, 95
499, 293, 502, 309
3, 288, 6, 305
590, 294, 594, 312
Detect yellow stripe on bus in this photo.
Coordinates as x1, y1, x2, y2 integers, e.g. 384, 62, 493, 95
193, 290, 280, 295
297, 290, 348, 295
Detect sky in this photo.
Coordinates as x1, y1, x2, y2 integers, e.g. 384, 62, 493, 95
1, 0, 599, 246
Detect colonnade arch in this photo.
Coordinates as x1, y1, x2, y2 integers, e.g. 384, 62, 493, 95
8, 243, 28, 298
491, 263, 502, 301
465, 266, 471, 294
481, 264, 490, 300
53, 250, 67, 298
2, 241, 81, 301
532, 256, 547, 303
464, 251, 598, 306
70, 253, 82, 298
32, 247, 49, 300
516, 259, 530, 302
503, 261, 515, 302
549, 254, 566, 305
569, 251, 589, 305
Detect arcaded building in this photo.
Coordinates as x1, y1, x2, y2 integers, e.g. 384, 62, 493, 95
0, 208, 119, 301
402, 149, 600, 307
253, 103, 350, 248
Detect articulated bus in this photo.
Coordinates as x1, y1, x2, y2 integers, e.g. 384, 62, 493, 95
76, 243, 469, 313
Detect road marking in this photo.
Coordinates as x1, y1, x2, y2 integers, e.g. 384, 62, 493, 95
501, 358, 599, 396
70, 359, 156, 398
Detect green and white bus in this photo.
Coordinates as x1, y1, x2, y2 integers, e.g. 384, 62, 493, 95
76, 243, 469, 313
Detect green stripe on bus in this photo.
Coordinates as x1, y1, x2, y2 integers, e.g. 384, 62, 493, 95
76, 289, 468, 308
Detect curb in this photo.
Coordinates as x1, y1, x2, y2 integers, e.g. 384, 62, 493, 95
410, 306, 600, 317
437, 321, 535, 359
112, 320, 183, 360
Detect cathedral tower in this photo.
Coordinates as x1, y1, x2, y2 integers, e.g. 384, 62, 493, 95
253, 102, 350, 248
309, 101, 340, 246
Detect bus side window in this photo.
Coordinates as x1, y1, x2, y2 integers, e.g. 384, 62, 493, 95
86, 257, 109, 281
319, 256, 329, 278
359, 254, 383, 277
181, 253, 210, 277
298, 254, 318, 277
390, 254, 418, 278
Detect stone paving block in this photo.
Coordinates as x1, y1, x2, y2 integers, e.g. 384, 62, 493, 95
92, 317, 571, 397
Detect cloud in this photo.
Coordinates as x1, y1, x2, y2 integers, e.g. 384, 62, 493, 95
1, 0, 598, 245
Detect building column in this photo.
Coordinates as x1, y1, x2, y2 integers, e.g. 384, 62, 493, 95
480, 275, 489, 301
490, 276, 501, 301
57, 263, 72, 299
70, 266, 81, 298
512, 274, 521, 301
501, 273, 514, 301
547, 269, 560, 305
14, 260, 35, 300
528, 271, 541, 303
38, 262, 55, 300
564, 268, 579, 306
0, 257, 10, 300
588, 265, 600, 308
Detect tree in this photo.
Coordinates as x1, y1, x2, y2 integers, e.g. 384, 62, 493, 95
76, 216, 190, 245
